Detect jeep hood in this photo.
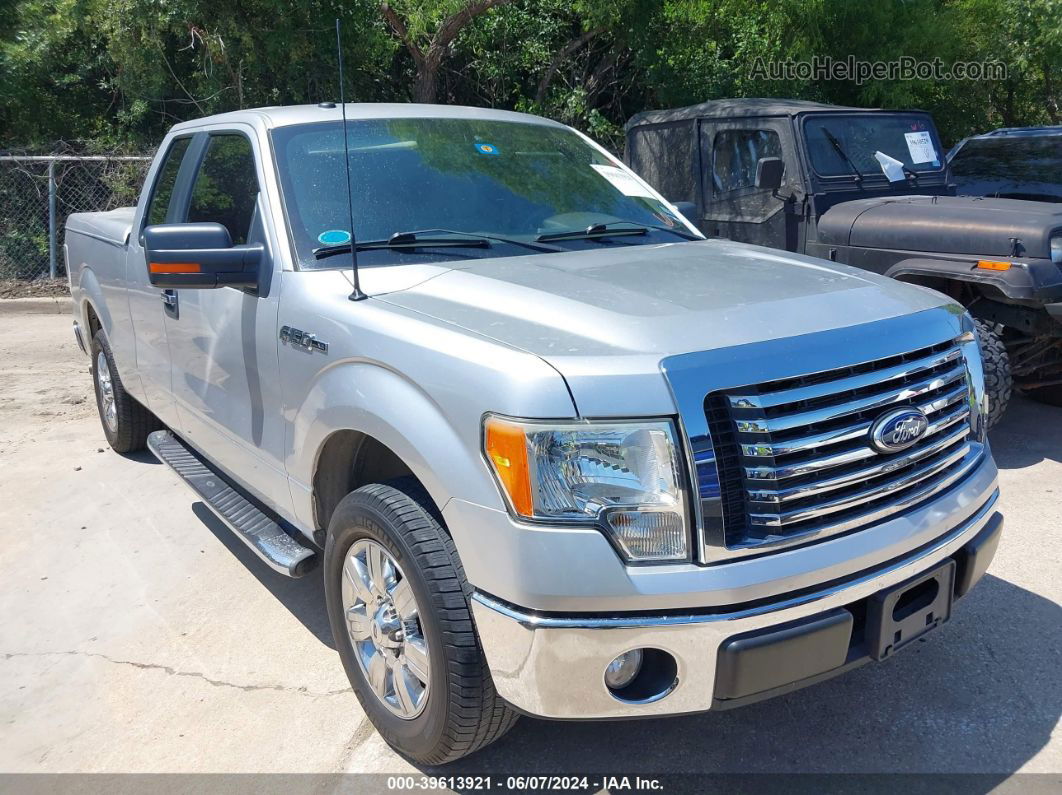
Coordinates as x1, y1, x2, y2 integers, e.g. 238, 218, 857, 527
818, 195, 1062, 258
376, 240, 953, 413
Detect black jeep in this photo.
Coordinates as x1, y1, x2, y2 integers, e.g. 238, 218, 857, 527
624, 99, 1062, 423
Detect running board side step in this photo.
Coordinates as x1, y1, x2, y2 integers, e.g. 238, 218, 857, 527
147, 430, 317, 577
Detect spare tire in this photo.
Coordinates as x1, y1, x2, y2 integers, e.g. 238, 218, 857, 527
975, 320, 1012, 429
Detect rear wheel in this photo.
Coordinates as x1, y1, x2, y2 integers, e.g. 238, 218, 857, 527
90, 330, 160, 453
324, 479, 517, 764
974, 320, 1012, 429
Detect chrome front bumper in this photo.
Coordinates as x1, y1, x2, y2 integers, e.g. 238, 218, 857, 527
471, 489, 1001, 720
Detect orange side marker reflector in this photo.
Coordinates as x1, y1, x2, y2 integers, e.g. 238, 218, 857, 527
149, 262, 201, 274
976, 260, 1011, 271
484, 418, 533, 517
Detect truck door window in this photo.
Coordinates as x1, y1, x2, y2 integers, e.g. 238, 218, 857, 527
187, 134, 260, 245
712, 130, 782, 194
146, 137, 192, 226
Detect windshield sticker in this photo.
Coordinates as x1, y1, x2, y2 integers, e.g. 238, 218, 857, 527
475, 142, 500, 156
590, 164, 655, 198
317, 229, 352, 245
904, 131, 936, 164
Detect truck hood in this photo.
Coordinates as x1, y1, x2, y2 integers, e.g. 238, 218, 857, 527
376, 240, 953, 413
818, 194, 1062, 258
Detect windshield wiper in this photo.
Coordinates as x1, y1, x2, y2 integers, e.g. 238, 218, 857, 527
536, 221, 699, 243
314, 229, 562, 260
822, 129, 864, 185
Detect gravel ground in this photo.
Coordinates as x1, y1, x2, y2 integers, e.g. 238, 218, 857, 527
0, 310, 1059, 786
0, 279, 70, 299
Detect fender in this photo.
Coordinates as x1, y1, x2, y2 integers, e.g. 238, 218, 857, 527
75, 266, 112, 340
886, 256, 1053, 303
287, 360, 531, 536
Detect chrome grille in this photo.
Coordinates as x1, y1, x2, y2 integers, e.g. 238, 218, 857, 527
706, 338, 983, 549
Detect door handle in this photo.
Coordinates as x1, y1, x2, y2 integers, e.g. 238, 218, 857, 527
161, 289, 178, 317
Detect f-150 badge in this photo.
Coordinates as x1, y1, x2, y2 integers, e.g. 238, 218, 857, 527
280, 325, 328, 353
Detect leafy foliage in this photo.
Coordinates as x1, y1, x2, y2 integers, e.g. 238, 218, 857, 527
1, 0, 1058, 151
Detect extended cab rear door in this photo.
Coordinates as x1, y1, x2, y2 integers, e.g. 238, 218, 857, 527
126, 134, 197, 427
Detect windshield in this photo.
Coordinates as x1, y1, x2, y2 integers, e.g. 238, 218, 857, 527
804, 114, 945, 178
950, 136, 1062, 202
270, 118, 692, 268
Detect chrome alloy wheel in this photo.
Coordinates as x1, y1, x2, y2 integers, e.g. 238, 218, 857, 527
342, 539, 430, 719
96, 351, 118, 433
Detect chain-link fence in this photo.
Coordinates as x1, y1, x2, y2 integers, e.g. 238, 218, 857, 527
0, 154, 153, 281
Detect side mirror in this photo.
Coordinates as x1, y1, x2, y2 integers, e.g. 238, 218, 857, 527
670, 201, 698, 222
144, 223, 260, 289
755, 157, 785, 192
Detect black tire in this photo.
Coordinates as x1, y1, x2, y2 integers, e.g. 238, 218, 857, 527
90, 330, 161, 453
324, 479, 517, 764
974, 319, 1012, 429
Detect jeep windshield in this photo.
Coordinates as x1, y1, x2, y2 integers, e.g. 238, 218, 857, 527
271, 118, 697, 268
804, 114, 946, 180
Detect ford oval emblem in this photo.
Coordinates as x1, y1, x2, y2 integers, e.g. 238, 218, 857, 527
869, 407, 929, 454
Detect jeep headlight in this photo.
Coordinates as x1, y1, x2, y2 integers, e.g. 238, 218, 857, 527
483, 416, 690, 562
1051, 234, 1062, 264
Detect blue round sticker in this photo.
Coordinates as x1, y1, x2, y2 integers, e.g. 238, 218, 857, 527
318, 229, 352, 245
475, 142, 500, 156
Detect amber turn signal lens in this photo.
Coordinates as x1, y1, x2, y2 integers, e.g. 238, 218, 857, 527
484, 417, 533, 517
149, 262, 201, 273
976, 260, 1011, 271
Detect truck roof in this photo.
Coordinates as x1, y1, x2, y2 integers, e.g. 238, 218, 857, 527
625, 98, 921, 130
169, 103, 569, 132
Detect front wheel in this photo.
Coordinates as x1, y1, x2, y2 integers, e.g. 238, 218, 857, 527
324, 479, 517, 764
974, 320, 1012, 430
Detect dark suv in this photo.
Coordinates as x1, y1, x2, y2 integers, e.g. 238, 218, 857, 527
948, 126, 1062, 204
625, 99, 1062, 419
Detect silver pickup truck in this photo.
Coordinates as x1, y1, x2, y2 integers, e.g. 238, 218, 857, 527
66, 104, 1003, 764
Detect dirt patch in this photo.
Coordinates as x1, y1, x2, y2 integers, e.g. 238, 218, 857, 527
0, 279, 70, 299
0, 312, 93, 456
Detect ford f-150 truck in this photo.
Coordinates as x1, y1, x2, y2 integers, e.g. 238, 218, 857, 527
66, 103, 1003, 764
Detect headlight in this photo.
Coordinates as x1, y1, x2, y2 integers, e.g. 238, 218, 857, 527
1051, 234, 1062, 264
483, 416, 690, 562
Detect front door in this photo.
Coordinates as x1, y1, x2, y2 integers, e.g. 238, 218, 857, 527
697, 117, 805, 252
160, 128, 292, 519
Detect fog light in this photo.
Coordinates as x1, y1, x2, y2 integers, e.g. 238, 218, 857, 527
604, 649, 644, 690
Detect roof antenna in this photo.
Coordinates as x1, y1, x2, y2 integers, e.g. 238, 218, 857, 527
336, 17, 366, 301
